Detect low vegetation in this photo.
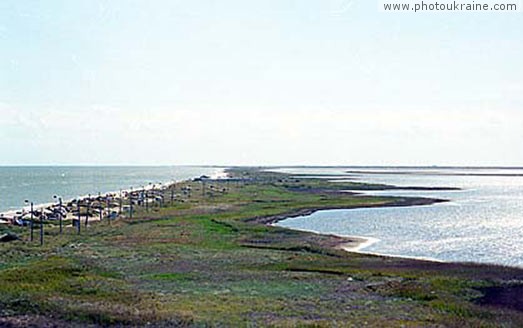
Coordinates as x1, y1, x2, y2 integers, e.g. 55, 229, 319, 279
1, 168, 522, 327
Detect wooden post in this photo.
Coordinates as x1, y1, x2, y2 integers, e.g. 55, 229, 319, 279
39, 209, 44, 246
59, 197, 63, 234
129, 188, 134, 219
145, 189, 149, 212
85, 200, 90, 227
119, 190, 123, 215
106, 197, 111, 225
30, 202, 34, 242
76, 202, 81, 235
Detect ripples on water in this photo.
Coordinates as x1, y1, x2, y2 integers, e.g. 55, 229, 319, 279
0, 166, 221, 213
274, 167, 523, 267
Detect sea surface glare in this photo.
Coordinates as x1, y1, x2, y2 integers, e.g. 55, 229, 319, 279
274, 167, 523, 267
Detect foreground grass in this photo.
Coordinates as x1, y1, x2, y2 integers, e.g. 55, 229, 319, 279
1, 168, 523, 327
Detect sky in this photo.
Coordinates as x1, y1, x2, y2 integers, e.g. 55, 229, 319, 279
1, 0, 522, 166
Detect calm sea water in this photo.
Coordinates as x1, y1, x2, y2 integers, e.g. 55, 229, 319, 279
274, 167, 523, 267
0, 166, 222, 213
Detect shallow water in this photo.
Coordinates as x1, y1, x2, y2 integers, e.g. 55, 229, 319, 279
0, 166, 221, 213
274, 167, 523, 267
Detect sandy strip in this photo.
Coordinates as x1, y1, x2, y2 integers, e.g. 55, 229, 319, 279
338, 237, 445, 263
0, 167, 229, 223
337, 236, 381, 252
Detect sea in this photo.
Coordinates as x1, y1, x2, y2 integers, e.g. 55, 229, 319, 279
0, 166, 223, 214
3, 166, 523, 268
273, 167, 523, 268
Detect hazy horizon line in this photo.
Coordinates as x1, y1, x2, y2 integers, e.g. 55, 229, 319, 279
1, 164, 523, 169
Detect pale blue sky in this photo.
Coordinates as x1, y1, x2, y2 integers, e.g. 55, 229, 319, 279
1, 0, 522, 166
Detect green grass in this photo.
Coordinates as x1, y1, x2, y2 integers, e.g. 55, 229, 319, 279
1, 168, 522, 326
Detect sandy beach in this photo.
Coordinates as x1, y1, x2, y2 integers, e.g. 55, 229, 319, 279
2, 167, 523, 326
0, 168, 228, 226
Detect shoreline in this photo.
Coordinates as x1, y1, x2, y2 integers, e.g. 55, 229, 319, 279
248, 196, 448, 226
254, 195, 462, 266
338, 240, 445, 263
272, 223, 448, 264
1, 168, 459, 266
0, 166, 508, 267
0, 168, 227, 223
3, 167, 523, 325
250, 195, 449, 264
271, 213, 448, 264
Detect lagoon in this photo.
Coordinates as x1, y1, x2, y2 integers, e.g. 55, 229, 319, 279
275, 167, 523, 267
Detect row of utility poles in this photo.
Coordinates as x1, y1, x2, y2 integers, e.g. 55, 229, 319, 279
20, 178, 232, 246
25, 195, 63, 246
22, 183, 172, 245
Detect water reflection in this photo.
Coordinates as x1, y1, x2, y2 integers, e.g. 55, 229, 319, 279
274, 167, 523, 267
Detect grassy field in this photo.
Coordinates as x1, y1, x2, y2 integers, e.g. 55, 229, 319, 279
1, 168, 523, 327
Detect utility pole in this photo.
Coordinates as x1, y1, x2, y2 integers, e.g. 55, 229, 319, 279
25, 200, 34, 242
99, 198, 103, 222
85, 198, 90, 227
145, 190, 149, 212
54, 195, 63, 234
59, 197, 63, 234
39, 209, 44, 246
76, 201, 81, 235
98, 192, 103, 222
119, 189, 123, 215
106, 197, 111, 225
129, 188, 134, 219
30, 202, 34, 242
